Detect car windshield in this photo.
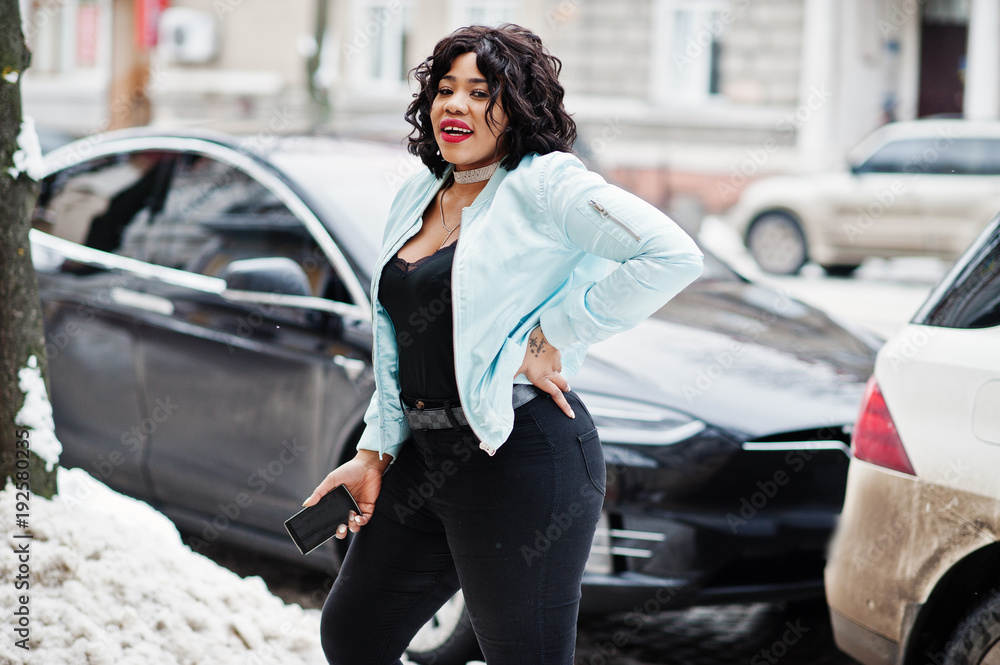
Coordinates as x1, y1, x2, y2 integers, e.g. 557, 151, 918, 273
272, 141, 737, 284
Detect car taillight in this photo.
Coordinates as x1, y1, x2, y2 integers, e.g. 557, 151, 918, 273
851, 376, 916, 476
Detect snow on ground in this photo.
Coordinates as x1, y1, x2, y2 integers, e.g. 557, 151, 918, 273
698, 216, 945, 339
1, 468, 329, 665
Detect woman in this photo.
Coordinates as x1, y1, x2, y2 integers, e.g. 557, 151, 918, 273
303, 23, 703, 665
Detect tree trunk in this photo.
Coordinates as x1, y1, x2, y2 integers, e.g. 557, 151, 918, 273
0, 0, 58, 497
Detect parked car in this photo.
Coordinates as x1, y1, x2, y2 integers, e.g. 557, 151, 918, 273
728, 120, 1000, 275
32, 128, 877, 664
825, 213, 1000, 665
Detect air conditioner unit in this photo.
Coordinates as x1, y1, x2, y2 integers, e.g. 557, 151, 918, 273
158, 8, 218, 64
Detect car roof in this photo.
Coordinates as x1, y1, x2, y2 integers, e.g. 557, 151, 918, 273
849, 119, 1000, 164
42, 126, 409, 172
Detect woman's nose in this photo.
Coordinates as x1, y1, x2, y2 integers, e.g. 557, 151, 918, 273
443, 94, 469, 114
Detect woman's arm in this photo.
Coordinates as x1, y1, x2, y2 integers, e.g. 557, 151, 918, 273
536, 152, 704, 351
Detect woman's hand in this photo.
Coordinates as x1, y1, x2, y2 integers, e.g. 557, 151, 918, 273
515, 325, 575, 419
302, 449, 392, 538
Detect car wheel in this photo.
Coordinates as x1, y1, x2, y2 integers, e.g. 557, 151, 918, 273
406, 591, 482, 665
944, 590, 1000, 665
821, 263, 860, 277
746, 212, 808, 275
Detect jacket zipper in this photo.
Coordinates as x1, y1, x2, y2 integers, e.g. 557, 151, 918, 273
589, 199, 641, 242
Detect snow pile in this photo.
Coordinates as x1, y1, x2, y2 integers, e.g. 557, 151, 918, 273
6, 115, 44, 181
14, 355, 61, 471
0, 468, 326, 664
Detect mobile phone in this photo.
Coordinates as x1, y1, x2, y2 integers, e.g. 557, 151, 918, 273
284, 485, 361, 555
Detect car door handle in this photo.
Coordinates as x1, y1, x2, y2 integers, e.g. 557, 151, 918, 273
111, 288, 175, 316
332, 355, 366, 381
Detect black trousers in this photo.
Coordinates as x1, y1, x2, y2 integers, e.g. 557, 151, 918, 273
320, 391, 606, 665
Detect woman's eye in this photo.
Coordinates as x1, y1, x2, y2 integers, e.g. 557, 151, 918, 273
472, 90, 489, 98
437, 88, 452, 95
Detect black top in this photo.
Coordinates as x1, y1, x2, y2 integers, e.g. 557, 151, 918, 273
378, 243, 460, 401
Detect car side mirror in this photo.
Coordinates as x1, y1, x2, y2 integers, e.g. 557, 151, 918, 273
220, 257, 312, 297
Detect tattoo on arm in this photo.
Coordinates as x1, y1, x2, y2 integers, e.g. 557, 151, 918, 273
528, 334, 548, 358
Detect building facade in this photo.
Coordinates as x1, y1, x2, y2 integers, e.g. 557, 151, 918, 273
20, 0, 1000, 221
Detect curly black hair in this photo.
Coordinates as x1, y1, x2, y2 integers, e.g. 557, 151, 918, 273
405, 24, 577, 178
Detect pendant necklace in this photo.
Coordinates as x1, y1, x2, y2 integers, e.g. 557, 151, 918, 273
438, 188, 459, 249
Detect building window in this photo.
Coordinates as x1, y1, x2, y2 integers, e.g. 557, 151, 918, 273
652, 0, 727, 104
25, 0, 110, 74
352, 0, 413, 88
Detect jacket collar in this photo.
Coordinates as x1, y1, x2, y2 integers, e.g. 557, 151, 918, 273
380, 160, 511, 265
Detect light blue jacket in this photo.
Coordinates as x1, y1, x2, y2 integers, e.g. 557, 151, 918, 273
356, 151, 703, 459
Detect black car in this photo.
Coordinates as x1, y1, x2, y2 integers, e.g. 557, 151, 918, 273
31, 129, 877, 664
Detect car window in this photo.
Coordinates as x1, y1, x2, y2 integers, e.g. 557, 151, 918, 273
856, 138, 944, 174
917, 219, 1000, 329
933, 138, 1000, 175
151, 153, 350, 302
33, 151, 175, 259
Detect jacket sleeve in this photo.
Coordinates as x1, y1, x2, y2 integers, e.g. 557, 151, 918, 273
354, 173, 434, 460
537, 152, 704, 350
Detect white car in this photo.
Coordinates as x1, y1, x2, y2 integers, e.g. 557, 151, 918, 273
728, 120, 1000, 275
824, 212, 1000, 665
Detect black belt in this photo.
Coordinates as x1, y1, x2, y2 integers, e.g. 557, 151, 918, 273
402, 384, 540, 431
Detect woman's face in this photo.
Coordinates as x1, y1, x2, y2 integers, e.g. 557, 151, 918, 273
430, 51, 508, 172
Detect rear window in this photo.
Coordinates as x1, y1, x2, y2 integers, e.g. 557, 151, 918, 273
915, 215, 1000, 329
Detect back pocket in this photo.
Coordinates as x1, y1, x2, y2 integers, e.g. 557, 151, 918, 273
577, 429, 606, 496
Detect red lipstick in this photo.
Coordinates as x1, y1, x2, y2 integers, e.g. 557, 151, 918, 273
440, 118, 473, 143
